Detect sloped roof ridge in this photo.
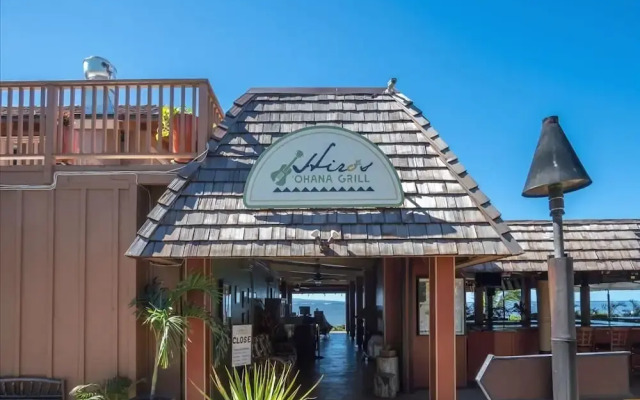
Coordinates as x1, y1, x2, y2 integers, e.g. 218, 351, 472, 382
247, 87, 387, 95
388, 91, 522, 255
127, 87, 524, 258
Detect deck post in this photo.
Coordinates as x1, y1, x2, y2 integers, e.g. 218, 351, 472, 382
428, 257, 456, 400
43, 85, 58, 183
197, 83, 210, 154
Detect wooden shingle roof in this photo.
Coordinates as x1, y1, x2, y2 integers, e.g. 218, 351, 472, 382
126, 87, 522, 261
466, 219, 640, 272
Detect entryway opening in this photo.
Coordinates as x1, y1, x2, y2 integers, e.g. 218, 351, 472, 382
266, 258, 382, 399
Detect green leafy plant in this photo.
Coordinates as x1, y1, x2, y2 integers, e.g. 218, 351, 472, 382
157, 106, 193, 138
70, 376, 133, 400
202, 361, 322, 400
130, 274, 229, 399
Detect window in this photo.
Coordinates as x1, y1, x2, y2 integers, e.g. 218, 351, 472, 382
417, 278, 465, 335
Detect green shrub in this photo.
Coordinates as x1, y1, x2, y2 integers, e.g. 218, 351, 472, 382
203, 362, 322, 400
70, 376, 133, 400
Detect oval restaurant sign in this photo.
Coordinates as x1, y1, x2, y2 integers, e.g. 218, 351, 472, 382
243, 126, 404, 208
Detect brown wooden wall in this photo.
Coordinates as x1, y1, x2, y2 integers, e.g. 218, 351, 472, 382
0, 175, 143, 396
410, 258, 467, 388
382, 258, 404, 352
466, 329, 539, 381
382, 257, 468, 390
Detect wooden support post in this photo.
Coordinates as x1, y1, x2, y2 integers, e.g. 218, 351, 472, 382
356, 276, 364, 347
474, 286, 484, 326
365, 266, 377, 335
486, 288, 495, 331
429, 257, 456, 400
349, 281, 356, 340
401, 258, 412, 393
184, 259, 210, 400
345, 288, 350, 334
580, 279, 591, 327
522, 277, 532, 327
538, 278, 552, 353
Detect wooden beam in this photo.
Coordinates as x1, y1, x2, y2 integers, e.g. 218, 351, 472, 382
429, 257, 456, 400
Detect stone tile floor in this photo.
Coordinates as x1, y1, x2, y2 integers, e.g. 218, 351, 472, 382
297, 333, 485, 400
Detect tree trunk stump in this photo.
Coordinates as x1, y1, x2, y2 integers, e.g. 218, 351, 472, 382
374, 355, 399, 398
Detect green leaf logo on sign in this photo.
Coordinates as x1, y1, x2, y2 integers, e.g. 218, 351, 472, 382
244, 126, 404, 209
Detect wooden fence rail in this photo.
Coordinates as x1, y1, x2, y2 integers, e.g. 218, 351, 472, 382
0, 79, 223, 167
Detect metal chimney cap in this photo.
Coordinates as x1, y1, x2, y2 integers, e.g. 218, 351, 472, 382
522, 115, 592, 198
83, 56, 117, 80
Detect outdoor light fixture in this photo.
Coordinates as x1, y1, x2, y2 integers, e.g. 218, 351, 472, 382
308, 229, 341, 253
523, 116, 592, 400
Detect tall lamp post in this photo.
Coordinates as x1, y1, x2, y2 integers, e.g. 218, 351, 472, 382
522, 116, 592, 400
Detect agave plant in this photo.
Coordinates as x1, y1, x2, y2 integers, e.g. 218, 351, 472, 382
130, 274, 229, 399
203, 361, 322, 400
70, 376, 133, 400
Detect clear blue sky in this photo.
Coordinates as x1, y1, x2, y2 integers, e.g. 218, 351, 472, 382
1, 0, 638, 219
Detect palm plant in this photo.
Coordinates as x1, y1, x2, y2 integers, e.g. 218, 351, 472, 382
70, 376, 133, 400
130, 274, 229, 399
202, 361, 322, 400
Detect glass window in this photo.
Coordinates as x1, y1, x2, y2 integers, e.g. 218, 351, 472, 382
417, 278, 465, 335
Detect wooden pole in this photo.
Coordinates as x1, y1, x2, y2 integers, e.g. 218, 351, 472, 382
522, 277, 532, 327
474, 286, 484, 326
580, 280, 591, 327
428, 257, 457, 400
356, 276, 364, 347
349, 281, 356, 340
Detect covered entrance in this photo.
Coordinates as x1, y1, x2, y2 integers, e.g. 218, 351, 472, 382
126, 86, 522, 399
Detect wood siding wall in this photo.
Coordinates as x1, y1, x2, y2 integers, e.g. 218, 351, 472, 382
0, 175, 141, 395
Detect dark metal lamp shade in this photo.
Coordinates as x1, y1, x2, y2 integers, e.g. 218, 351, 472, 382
522, 116, 592, 197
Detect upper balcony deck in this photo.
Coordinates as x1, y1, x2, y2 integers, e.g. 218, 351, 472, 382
0, 79, 223, 185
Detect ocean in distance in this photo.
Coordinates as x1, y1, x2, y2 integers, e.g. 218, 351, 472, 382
291, 298, 639, 328
292, 298, 346, 326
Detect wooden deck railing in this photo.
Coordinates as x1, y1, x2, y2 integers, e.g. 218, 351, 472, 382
0, 79, 223, 168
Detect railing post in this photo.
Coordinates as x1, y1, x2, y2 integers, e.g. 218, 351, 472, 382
43, 85, 59, 183
197, 83, 210, 154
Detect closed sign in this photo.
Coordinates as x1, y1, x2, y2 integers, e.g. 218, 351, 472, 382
231, 325, 252, 367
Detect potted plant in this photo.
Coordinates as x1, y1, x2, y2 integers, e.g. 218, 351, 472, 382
70, 376, 134, 400
157, 106, 195, 162
200, 361, 322, 400
130, 274, 229, 400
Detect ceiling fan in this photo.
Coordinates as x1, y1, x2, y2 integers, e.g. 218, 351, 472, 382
299, 265, 343, 286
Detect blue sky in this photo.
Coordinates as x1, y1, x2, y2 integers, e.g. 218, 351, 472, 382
1, 0, 638, 220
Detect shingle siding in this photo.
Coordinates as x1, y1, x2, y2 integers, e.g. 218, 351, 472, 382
467, 220, 640, 272
127, 87, 522, 259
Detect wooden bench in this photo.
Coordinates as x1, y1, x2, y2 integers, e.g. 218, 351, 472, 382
0, 377, 65, 400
